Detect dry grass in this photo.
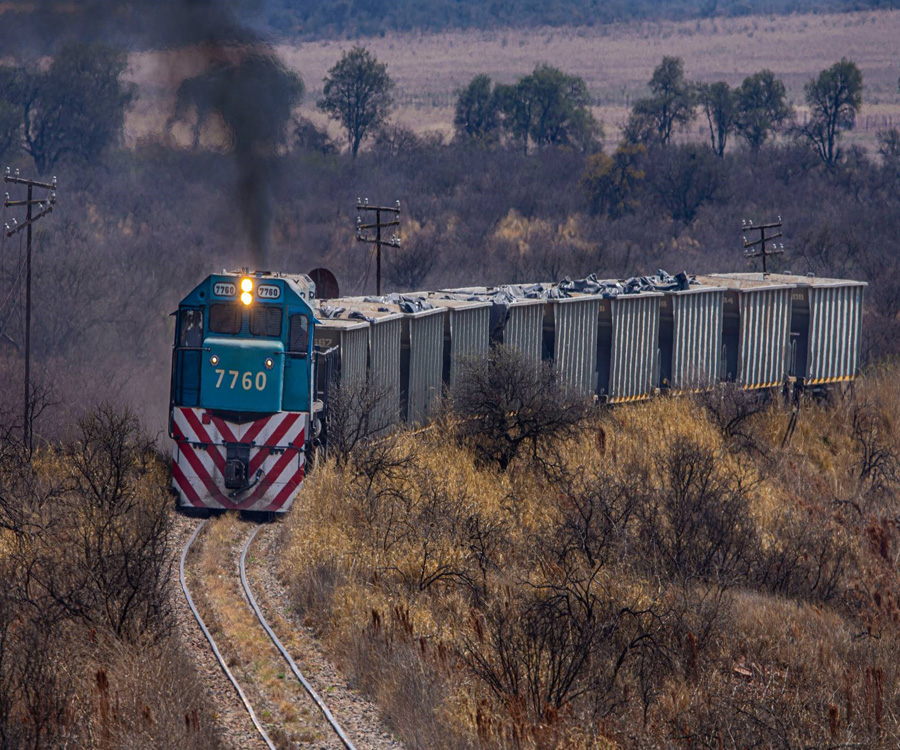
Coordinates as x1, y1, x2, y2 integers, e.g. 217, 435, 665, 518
279, 363, 900, 747
125, 9, 900, 147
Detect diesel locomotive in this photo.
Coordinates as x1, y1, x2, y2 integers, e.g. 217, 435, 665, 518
169, 270, 318, 513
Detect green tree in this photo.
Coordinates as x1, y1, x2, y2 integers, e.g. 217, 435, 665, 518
496, 80, 533, 154
800, 58, 863, 166
697, 81, 735, 157
454, 74, 501, 144
497, 65, 599, 154
581, 142, 646, 218
734, 70, 791, 151
318, 46, 395, 158
626, 57, 696, 146
647, 143, 724, 224
16, 43, 135, 173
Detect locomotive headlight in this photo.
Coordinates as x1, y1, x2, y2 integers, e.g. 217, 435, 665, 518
240, 291, 253, 306
240, 277, 253, 293
209, 354, 220, 366
264, 357, 274, 370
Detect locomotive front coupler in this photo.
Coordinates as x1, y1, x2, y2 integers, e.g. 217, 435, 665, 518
227, 468, 264, 499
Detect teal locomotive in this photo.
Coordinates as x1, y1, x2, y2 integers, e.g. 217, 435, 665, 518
169, 270, 318, 513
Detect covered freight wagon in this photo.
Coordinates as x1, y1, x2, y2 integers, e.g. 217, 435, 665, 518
414, 294, 491, 388
323, 298, 446, 426
442, 286, 545, 364
542, 295, 603, 395
658, 284, 725, 391
715, 273, 865, 387
698, 274, 792, 389
597, 292, 662, 402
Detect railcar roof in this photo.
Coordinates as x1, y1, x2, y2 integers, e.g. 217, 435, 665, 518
695, 274, 794, 291
711, 272, 867, 288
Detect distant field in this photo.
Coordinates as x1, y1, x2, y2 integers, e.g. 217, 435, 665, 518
128, 9, 900, 147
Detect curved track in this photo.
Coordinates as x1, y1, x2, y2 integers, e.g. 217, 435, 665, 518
180, 519, 357, 750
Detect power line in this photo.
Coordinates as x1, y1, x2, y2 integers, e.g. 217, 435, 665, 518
742, 216, 784, 275
355, 198, 401, 296
4, 168, 58, 451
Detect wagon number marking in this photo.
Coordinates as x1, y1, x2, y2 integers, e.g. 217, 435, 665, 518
214, 369, 268, 391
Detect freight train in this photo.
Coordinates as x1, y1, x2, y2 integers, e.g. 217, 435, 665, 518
169, 269, 865, 513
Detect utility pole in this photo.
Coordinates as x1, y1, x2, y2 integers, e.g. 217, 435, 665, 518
355, 198, 400, 296
742, 216, 784, 275
4, 168, 57, 451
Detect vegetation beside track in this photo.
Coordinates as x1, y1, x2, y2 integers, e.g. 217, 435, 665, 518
281, 360, 900, 748
0, 405, 220, 748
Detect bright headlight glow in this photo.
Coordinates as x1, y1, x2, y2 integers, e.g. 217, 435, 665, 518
264, 357, 274, 370
209, 354, 219, 366
240, 291, 253, 305
240, 277, 253, 293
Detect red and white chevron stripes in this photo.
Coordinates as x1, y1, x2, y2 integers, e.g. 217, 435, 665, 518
171, 407, 308, 513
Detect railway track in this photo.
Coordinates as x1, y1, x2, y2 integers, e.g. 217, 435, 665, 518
179, 518, 359, 749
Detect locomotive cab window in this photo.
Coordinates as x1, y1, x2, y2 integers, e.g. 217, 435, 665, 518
209, 304, 242, 334
288, 314, 309, 355
250, 306, 283, 337
179, 309, 203, 347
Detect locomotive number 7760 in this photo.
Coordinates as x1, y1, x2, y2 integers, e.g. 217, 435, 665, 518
214, 369, 267, 391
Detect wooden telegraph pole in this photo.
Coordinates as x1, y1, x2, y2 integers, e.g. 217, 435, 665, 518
355, 198, 400, 296
742, 216, 784, 275
4, 169, 57, 451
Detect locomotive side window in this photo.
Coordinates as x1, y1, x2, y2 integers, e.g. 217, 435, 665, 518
288, 314, 309, 354
250, 306, 283, 337
179, 309, 203, 347
209, 304, 242, 334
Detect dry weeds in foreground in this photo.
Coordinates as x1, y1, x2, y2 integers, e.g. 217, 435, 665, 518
280, 364, 900, 747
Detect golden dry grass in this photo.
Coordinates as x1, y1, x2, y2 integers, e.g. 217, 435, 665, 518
280, 364, 900, 747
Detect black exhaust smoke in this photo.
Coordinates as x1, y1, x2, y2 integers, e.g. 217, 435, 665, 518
8, 1, 303, 268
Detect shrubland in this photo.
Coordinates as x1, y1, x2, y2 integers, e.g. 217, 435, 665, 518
0, 404, 219, 749
280, 355, 900, 747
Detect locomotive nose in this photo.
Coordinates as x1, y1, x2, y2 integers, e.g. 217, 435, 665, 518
200, 336, 285, 413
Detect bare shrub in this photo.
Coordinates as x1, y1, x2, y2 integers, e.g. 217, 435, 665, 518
60, 405, 172, 639
450, 345, 592, 471
325, 375, 401, 464
638, 436, 756, 584
755, 502, 850, 603
697, 382, 769, 453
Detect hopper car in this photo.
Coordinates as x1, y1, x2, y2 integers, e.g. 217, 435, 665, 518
170, 269, 865, 513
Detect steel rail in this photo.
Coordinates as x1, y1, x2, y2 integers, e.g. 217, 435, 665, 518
240, 524, 358, 750
180, 520, 277, 750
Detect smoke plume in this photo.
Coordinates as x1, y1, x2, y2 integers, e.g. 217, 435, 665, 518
4, 0, 302, 268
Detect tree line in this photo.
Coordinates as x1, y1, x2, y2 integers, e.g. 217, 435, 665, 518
0, 42, 872, 177
455, 55, 865, 165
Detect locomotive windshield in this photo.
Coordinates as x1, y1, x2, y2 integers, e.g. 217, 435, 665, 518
209, 303, 242, 334
250, 306, 283, 337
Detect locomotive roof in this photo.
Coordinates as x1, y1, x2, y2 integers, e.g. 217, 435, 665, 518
177, 269, 317, 315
